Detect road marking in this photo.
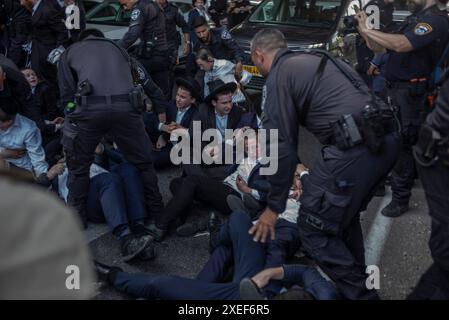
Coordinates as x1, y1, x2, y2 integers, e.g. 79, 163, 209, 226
364, 188, 395, 266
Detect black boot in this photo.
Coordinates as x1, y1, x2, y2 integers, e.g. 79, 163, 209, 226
147, 223, 167, 242
381, 200, 409, 218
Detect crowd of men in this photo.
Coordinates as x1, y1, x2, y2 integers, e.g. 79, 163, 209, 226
1, 0, 449, 300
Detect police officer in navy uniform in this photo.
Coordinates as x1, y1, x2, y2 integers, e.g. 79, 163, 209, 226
189, 15, 244, 80
408, 71, 449, 299
58, 29, 165, 229
355, 0, 449, 218
118, 0, 171, 100
156, 0, 191, 95
248, 29, 400, 300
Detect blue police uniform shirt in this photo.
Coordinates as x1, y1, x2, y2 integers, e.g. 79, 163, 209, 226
385, 5, 449, 82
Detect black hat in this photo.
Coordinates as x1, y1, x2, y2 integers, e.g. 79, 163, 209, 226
175, 77, 202, 100
192, 16, 208, 29
205, 79, 237, 103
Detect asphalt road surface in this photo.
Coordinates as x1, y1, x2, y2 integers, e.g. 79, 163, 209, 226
87, 126, 433, 300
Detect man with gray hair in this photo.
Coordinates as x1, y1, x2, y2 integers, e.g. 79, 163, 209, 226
247, 28, 399, 299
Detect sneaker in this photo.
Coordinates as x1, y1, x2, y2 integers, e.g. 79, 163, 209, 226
120, 234, 152, 262
176, 217, 208, 237
381, 201, 409, 218
146, 223, 167, 242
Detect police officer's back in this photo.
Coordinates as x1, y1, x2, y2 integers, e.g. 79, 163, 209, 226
58, 30, 163, 226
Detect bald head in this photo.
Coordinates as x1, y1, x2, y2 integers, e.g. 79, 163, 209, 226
250, 29, 287, 77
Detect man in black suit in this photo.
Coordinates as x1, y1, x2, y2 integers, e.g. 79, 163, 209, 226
20, 0, 68, 89
183, 78, 245, 180
145, 77, 201, 169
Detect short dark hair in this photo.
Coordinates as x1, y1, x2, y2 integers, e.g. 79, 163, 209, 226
251, 28, 287, 55
192, 16, 208, 29
78, 28, 105, 41
194, 47, 214, 62
0, 100, 18, 121
212, 90, 233, 102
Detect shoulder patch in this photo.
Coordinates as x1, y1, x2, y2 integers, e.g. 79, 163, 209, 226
221, 29, 232, 40
131, 8, 141, 21
414, 23, 432, 36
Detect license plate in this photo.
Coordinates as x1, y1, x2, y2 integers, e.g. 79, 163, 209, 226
243, 65, 261, 77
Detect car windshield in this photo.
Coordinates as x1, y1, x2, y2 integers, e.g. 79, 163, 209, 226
248, 0, 345, 28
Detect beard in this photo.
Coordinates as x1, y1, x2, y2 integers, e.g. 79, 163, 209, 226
407, 0, 426, 13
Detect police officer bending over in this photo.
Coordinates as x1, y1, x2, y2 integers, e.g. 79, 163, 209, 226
248, 29, 400, 300
118, 0, 171, 100
58, 29, 164, 229
409, 71, 449, 299
355, 0, 449, 218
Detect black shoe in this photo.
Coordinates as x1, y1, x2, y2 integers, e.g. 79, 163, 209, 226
208, 212, 222, 253
381, 201, 409, 218
137, 237, 157, 261
94, 260, 123, 284
273, 287, 314, 300
239, 278, 266, 300
147, 223, 167, 242
176, 217, 208, 237
120, 234, 153, 262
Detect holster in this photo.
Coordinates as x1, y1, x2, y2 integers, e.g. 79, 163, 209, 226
129, 85, 145, 112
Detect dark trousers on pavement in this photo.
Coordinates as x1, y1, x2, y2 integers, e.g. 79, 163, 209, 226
62, 102, 163, 225
408, 162, 449, 299
388, 86, 426, 205
196, 218, 301, 298
157, 175, 239, 228
297, 133, 399, 299
112, 211, 266, 299
86, 163, 147, 232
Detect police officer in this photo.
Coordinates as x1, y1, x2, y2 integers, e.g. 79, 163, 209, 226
156, 0, 191, 96
0, 0, 31, 68
118, 0, 171, 100
248, 29, 399, 299
408, 71, 449, 299
190, 15, 244, 80
58, 29, 164, 228
355, 0, 449, 217
354, 0, 394, 86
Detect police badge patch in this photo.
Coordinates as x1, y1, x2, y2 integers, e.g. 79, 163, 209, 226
414, 23, 432, 36
137, 66, 146, 81
221, 30, 232, 40
131, 9, 141, 21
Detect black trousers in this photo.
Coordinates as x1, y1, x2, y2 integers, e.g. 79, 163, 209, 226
62, 102, 163, 225
138, 54, 170, 100
297, 133, 399, 300
408, 162, 449, 299
388, 86, 426, 205
158, 175, 239, 228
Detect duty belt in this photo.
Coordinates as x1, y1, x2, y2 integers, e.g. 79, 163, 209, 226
77, 94, 130, 105
386, 78, 428, 89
